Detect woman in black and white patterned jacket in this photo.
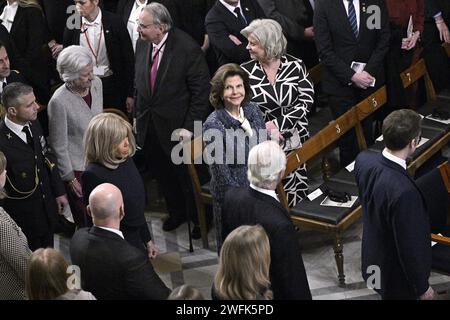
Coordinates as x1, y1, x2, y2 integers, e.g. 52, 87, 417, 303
241, 19, 314, 207
0, 150, 31, 300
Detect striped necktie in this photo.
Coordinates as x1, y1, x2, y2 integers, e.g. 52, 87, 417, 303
347, 0, 358, 38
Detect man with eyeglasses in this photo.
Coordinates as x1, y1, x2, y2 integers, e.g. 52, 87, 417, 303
134, 3, 210, 234
355, 109, 434, 300
63, 0, 134, 114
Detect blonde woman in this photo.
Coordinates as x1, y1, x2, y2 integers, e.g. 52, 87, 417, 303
213, 225, 272, 300
82, 113, 158, 259
0, 151, 31, 300
26, 248, 95, 300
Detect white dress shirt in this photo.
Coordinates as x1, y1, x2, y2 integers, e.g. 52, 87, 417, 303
4, 116, 31, 144
0, 1, 18, 32
382, 148, 407, 170
0, 78, 7, 94
127, 0, 148, 52
250, 183, 279, 202
219, 0, 245, 19
342, 0, 360, 32
152, 32, 168, 68
80, 9, 112, 77
98, 226, 125, 239
309, 0, 315, 10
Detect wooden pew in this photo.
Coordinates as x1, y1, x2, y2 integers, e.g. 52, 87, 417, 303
186, 136, 212, 249
277, 106, 365, 286
399, 59, 450, 175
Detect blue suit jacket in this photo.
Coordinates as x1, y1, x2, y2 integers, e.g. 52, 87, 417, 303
355, 151, 431, 299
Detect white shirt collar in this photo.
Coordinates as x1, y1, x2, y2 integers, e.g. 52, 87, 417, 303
382, 148, 407, 170
4, 115, 30, 135
1, 1, 18, 20
219, 0, 242, 15
153, 32, 168, 50
250, 183, 279, 202
134, 0, 147, 9
82, 8, 102, 27
97, 226, 125, 239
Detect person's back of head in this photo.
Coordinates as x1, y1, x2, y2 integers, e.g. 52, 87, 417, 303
382, 109, 422, 152
168, 284, 205, 300
214, 225, 272, 300
87, 183, 124, 228
26, 248, 69, 300
247, 140, 286, 190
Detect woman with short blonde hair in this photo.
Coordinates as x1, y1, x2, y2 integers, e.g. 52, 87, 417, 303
84, 113, 136, 168
241, 19, 314, 207
213, 225, 272, 300
82, 113, 158, 259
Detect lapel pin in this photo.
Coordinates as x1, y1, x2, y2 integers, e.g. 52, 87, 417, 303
245, 7, 249, 12
6, 133, 11, 139
21, 172, 27, 179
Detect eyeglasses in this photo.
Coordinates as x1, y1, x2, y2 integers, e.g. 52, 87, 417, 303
136, 20, 157, 29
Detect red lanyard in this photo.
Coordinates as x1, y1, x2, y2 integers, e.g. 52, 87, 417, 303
83, 23, 103, 66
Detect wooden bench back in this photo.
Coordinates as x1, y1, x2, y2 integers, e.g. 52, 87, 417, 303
400, 58, 436, 101
443, 42, 450, 58
277, 107, 363, 208
308, 63, 323, 86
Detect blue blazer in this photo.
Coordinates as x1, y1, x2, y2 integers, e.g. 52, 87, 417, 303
355, 151, 431, 299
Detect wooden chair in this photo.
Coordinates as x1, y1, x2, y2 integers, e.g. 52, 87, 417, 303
431, 161, 450, 246
103, 107, 129, 121
277, 106, 365, 286
443, 42, 450, 58
399, 59, 450, 175
308, 63, 323, 86
186, 136, 212, 249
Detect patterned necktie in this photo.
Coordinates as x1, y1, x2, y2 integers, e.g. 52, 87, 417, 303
22, 125, 34, 149
234, 7, 247, 26
150, 46, 159, 94
347, 0, 358, 38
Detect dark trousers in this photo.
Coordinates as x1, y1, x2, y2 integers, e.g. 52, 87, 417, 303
28, 232, 54, 251
65, 171, 88, 228
101, 75, 126, 113
136, 123, 197, 224
121, 224, 147, 253
328, 94, 374, 167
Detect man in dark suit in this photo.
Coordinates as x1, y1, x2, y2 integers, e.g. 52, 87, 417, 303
205, 0, 264, 66
0, 83, 68, 250
0, 41, 24, 100
355, 109, 434, 300
63, 0, 134, 113
222, 141, 311, 300
256, 0, 318, 68
134, 3, 210, 232
314, 0, 390, 166
70, 183, 170, 300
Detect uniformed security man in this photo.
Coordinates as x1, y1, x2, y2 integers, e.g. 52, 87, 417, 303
0, 82, 68, 250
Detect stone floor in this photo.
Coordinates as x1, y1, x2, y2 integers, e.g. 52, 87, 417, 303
55, 208, 450, 300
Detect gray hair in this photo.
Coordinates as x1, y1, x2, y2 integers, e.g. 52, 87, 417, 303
2, 82, 33, 110
56, 45, 93, 84
143, 2, 173, 32
241, 19, 287, 61
247, 141, 286, 189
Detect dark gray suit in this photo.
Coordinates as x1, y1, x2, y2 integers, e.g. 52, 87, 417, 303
222, 187, 312, 300
134, 28, 210, 224
355, 151, 431, 299
70, 226, 170, 300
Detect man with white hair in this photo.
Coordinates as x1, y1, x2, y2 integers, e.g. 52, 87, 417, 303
222, 141, 311, 300
70, 183, 170, 300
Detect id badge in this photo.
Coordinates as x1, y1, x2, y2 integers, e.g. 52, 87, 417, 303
93, 65, 106, 76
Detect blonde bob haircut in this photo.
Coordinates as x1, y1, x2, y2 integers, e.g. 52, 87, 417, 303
84, 113, 136, 168
214, 225, 273, 300
241, 19, 287, 61
26, 248, 69, 300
